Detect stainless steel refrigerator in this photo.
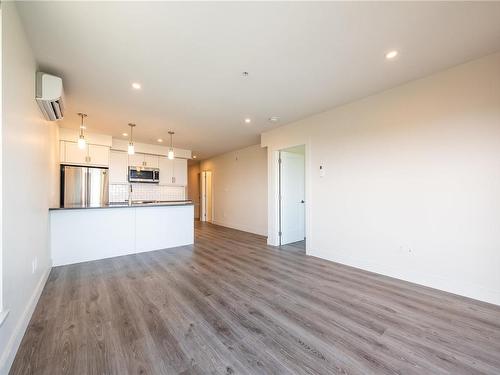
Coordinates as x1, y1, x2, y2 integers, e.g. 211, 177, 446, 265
61, 165, 109, 207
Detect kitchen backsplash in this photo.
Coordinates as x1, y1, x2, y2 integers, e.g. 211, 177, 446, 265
109, 184, 186, 202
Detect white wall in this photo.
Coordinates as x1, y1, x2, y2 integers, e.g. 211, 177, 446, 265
0, 3, 59, 373
201, 144, 267, 236
262, 52, 500, 305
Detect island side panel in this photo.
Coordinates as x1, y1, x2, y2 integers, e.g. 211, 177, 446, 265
135, 205, 194, 253
50, 208, 136, 266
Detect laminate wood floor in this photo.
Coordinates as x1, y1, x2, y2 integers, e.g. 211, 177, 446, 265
10, 222, 500, 374
281, 240, 306, 253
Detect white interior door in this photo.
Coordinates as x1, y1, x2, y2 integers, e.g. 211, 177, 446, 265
280, 151, 305, 245
200, 171, 213, 222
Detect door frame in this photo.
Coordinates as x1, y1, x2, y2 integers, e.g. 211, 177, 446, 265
268, 142, 311, 251
200, 170, 213, 222
278, 149, 305, 246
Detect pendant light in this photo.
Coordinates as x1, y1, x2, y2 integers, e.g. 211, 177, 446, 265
128, 123, 136, 155
77, 113, 87, 149
168, 131, 175, 160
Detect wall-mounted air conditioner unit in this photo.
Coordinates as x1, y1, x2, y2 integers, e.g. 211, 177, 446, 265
35, 72, 65, 121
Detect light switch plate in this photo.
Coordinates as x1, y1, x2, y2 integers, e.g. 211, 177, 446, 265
319, 165, 325, 177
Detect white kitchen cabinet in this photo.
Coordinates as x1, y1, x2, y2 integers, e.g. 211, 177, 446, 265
88, 144, 110, 166
128, 153, 145, 167
159, 157, 187, 185
59, 141, 66, 163
61, 141, 110, 167
144, 154, 159, 168
64, 141, 88, 165
109, 150, 129, 184
128, 153, 159, 168
159, 156, 174, 185
173, 158, 188, 186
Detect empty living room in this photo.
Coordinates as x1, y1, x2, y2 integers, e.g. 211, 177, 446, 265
1, 1, 500, 374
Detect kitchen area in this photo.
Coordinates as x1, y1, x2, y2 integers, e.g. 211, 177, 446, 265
49, 125, 194, 266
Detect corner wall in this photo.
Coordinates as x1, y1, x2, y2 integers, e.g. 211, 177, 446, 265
201, 144, 268, 236
262, 52, 500, 305
188, 162, 201, 219
0, 3, 59, 373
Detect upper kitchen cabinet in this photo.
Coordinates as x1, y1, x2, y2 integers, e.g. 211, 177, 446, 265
159, 156, 174, 185
128, 153, 159, 168
158, 157, 187, 186
61, 141, 110, 167
173, 158, 188, 186
144, 154, 159, 168
128, 153, 145, 168
88, 144, 110, 166
63, 141, 87, 165
109, 150, 128, 184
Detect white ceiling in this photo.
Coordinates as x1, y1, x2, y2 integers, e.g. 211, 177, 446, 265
17, 1, 500, 159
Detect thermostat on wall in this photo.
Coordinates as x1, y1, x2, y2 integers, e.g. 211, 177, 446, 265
319, 165, 325, 177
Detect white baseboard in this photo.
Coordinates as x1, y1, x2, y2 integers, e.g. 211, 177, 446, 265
0, 310, 9, 328
0, 266, 51, 375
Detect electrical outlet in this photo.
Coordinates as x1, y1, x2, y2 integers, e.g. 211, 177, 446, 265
31, 257, 38, 274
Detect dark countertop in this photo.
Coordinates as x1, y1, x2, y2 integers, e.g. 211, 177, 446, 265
50, 200, 194, 211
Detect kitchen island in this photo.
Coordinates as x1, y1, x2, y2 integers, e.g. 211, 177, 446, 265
49, 201, 194, 266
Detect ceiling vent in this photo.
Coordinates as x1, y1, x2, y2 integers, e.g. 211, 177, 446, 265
35, 72, 65, 121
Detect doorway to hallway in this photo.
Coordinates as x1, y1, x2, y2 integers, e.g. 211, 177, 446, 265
279, 145, 305, 251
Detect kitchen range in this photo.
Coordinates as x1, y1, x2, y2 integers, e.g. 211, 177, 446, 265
49, 127, 194, 266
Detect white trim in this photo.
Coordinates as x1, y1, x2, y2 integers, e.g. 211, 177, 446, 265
0, 6, 3, 317
0, 310, 8, 327
0, 267, 51, 374
267, 150, 280, 246
267, 141, 312, 253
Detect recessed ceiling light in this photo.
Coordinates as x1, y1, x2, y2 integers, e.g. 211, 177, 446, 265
157, 138, 163, 143
244, 118, 251, 124
122, 132, 128, 137
193, 155, 197, 159
268, 116, 280, 123
385, 50, 398, 60
131, 82, 141, 90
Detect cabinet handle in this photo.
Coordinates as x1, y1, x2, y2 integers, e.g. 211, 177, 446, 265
172, 177, 176, 184
88, 156, 91, 163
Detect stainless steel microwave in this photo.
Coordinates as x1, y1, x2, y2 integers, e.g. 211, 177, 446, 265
128, 166, 160, 183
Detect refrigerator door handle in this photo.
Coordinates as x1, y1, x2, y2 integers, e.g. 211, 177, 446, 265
86, 168, 91, 207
